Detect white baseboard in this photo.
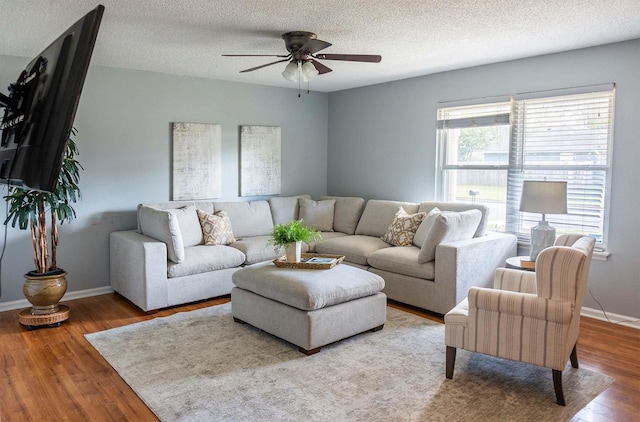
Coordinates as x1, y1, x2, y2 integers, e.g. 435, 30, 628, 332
581, 306, 640, 330
2, 287, 638, 330
0, 286, 114, 313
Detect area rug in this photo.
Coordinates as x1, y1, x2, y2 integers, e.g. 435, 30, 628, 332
85, 303, 613, 422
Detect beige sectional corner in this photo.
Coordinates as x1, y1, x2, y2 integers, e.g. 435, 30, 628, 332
110, 195, 517, 313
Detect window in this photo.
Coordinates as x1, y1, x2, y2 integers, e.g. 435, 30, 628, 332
436, 85, 615, 250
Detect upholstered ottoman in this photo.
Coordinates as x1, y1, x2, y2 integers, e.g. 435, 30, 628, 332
231, 261, 387, 355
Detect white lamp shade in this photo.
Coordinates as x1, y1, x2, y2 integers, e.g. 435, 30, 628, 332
282, 61, 299, 82
519, 180, 567, 214
301, 61, 319, 82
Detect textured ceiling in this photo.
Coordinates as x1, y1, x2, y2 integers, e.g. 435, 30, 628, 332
1, 0, 639, 93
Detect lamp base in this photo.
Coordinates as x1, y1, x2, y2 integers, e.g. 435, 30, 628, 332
530, 220, 555, 261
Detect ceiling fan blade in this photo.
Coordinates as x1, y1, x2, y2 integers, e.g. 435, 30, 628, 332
310, 60, 332, 74
301, 39, 332, 55
239, 59, 290, 73
313, 53, 382, 63
223, 54, 290, 57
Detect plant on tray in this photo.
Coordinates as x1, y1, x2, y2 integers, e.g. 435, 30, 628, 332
268, 219, 322, 263
4, 129, 83, 319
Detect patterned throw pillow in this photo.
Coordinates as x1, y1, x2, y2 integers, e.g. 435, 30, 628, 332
381, 207, 427, 246
197, 210, 236, 246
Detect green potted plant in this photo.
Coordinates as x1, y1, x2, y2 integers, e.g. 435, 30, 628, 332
4, 129, 83, 319
268, 219, 322, 263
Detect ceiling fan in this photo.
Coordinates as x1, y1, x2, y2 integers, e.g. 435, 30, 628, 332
223, 31, 381, 95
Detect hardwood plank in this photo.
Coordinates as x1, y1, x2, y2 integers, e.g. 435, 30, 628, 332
1, 293, 637, 421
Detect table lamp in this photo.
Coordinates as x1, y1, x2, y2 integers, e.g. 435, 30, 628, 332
519, 180, 567, 261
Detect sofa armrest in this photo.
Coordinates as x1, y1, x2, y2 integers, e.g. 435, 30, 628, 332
110, 230, 169, 312
493, 268, 537, 293
434, 232, 517, 314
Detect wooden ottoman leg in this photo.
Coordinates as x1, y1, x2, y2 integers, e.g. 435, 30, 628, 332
233, 317, 246, 324
370, 324, 384, 332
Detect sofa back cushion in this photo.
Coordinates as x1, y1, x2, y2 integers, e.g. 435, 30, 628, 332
269, 194, 311, 225
355, 200, 419, 237
137, 205, 186, 263
213, 200, 273, 238
418, 201, 489, 237
299, 198, 336, 231
320, 196, 366, 235
417, 209, 483, 263
137, 201, 214, 233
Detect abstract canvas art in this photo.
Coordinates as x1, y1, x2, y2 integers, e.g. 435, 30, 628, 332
172, 122, 222, 200
240, 125, 281, 196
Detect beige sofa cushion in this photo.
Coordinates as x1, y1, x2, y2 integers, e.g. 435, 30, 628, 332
138, 205, 185, 264
213, 200, 273, 238
167, 245, 246, 278
418, 209, 483, 263
168, 205, 203, 247
368, 246, 435, 280
299, 198, 336, 231
418, 201, 489, 237
320, 196, 366, 235
269, 194, 311, 225
413, 207, 441, 247
355, 200, 419, 237
315, 234, 391, 266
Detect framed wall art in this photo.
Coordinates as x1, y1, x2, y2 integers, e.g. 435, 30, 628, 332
239, 125, 281, 196
172, 122, 222, 200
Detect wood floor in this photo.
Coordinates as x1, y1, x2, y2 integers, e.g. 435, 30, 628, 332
1, 294, 638, 421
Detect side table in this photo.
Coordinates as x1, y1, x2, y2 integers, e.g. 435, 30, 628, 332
505, 256, 535, 271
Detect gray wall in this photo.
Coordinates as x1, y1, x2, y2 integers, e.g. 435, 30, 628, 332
327, 39, 640, 318
0, 56, 328, 303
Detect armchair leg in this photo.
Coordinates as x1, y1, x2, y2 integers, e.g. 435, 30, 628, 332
446, 346, 456, 379
570, 344, 579, 368
552, 369, 566, 406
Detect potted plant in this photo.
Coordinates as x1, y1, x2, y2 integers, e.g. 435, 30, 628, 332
4, 129, 83, 317
268, 219, 321, 263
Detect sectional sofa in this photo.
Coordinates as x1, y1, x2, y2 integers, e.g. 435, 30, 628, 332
110, 195, 517, 314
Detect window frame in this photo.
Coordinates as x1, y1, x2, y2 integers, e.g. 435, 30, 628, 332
436, 85, 615, 251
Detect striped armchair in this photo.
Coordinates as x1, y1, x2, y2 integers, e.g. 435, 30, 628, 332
444, 234, 595, 405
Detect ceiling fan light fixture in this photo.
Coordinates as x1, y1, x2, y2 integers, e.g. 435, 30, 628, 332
282, 61, 299, 82
301, 61, 319, 82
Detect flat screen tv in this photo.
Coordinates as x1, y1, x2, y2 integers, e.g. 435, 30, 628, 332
0, 5, 104, 192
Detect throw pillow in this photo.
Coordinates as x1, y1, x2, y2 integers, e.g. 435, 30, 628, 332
298, 198, 336, 232
170, 205, 204, 247
197, 210, 236, 246
412, 207, 441, 247
381, 207, 427, 246
417, 209, 483, 263
138, 205, 185, 264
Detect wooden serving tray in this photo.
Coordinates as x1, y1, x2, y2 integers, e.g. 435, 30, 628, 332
273, 253, 345, 270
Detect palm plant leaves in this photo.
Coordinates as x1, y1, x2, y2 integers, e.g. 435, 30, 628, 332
3, 131, 83, 273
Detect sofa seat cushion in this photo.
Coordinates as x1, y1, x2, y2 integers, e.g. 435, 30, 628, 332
232, 261, 385, 311
315, 235, 391, 266
306, 232, 348, 253
368, 246, 435, 280
230, 235, 309, 265
167, 245, 246, 278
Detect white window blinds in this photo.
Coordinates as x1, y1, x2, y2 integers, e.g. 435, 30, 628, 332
507, 88, 615, 248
